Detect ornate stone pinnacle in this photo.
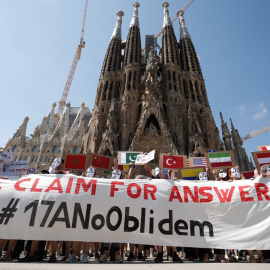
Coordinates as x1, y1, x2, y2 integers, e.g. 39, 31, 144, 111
133, 2, 140, 8
130, 2, 140, 28
162, 2, 169, 8
117, 10, 124, 17
52, 102, 57, 108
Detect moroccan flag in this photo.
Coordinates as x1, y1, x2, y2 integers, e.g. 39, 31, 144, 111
242, 171, 255, 179
255, 152, 270, 167
208, 152, 233, 168
162, 155, 185, 169
64, 154, 87, 170
181, 168, 204, 180
119, 152, 141, 164
91, 154, 111, 170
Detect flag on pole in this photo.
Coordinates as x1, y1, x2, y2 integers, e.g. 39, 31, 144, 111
180, 168, 204, 180
64, 154, 87, 170
91, 154, 111, 170
118, 152, 142, 165
206, 151, 235, 168
189, 157, 207, 167
160, 154, 187, 169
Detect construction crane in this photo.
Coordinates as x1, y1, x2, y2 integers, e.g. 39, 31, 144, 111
57, 0, 89, 116
155, 0, 196, 39
242, 121, 270, 141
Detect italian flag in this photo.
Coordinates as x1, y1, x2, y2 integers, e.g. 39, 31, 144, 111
208, 152, 233, 167
256, 152, 270, 166
120, 152, 141, 164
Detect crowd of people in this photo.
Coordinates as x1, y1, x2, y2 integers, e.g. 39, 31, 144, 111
0, 152, 269, 264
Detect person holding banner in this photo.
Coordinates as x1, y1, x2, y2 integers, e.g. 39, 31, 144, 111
144, 163, 183, 263
47, 158, 66, 263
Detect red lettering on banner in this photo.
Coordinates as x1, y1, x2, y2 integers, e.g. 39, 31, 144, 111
45, 179, 63, 193
75, 178, 97, 195
14, 178, 31, 191
110, 181, 124, 197
144, 184, 157, 200
66, 178, 73, 194
30, 179, 42, 192
213, 186, 235, 202
127, 183, 141, 199
255, 183, 270, 201
169, 186, 183, 202
184, 186, 199, 202
239, 186, 254, 202
199, 187, 213, 203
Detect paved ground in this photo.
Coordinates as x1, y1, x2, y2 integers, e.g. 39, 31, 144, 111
0, 257, 269, 270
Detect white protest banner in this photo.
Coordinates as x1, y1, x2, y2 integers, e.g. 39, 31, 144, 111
0, 150, 14, 163
0, 174, 269, 250
135, 150, 155, 164
0, 161, 28, 176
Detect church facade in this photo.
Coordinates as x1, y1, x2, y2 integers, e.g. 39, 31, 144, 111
83, 2, 252, 171
4, 2, 253, 172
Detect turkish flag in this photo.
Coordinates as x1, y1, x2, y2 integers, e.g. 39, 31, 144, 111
91, 154, 111, 170
162, 155, 184, 169
64, 154, 87, 170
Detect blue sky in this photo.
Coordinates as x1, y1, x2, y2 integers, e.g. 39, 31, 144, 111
1, 0, 269, 164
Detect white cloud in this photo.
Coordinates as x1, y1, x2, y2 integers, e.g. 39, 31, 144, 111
238, 105, 245, 112
253, 102, 268, 120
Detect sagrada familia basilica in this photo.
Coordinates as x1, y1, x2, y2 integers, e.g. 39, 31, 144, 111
3, 2, 253, 172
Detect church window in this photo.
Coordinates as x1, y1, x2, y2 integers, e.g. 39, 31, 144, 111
32, 156, 35, 162
40, 156, 43, 162
73, 146, 78, 153
32, 145, 37, 152
52, 146, 57, 153
19, 156, 22, 161
183, 80, 189, 99
12, 145, 17, 152
24, 156, 28, 161
45, 156, 48, 162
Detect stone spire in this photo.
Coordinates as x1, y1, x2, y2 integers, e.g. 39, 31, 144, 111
220, 112, 232, 150
178, 10, 190, 39
121, 2, 142, 150
130, 2, 140, 28
162, 2, 172, 27
111, 11, 124, 40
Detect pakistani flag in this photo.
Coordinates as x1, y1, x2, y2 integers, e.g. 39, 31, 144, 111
208, 152, 233, 168
120, 152, 141, 164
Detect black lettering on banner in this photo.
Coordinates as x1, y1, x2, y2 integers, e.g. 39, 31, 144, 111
40, 200, 55, 227
124, 207, 139, 232
158, 210, 173, 235
24, 200, 38, 226
174, 219, 188, 235
48, 202, 70, 228
72, 203, 91, 229
140, 208, 146, 233
91, 214, 105, 230
106, 206, 122, 231
190, 220, 214, 237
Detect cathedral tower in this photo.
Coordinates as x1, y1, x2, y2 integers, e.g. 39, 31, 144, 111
84, 2, 224, 160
